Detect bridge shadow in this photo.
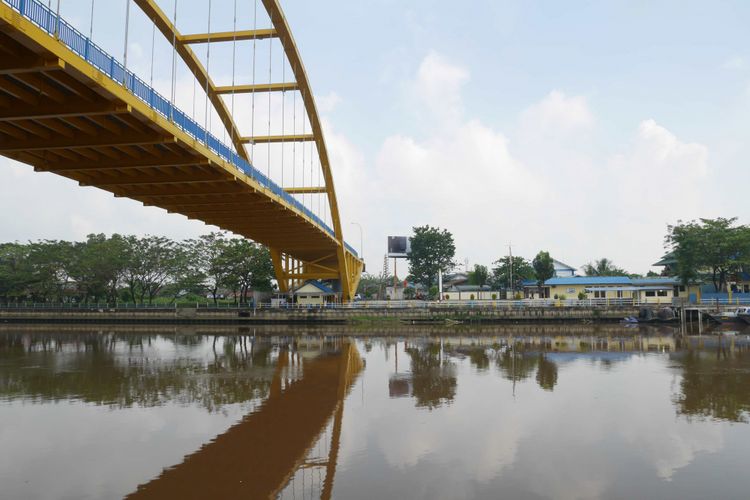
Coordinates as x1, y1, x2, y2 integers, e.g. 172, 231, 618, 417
126, 341, 363, 500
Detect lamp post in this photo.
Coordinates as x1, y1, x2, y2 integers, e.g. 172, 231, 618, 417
350, 222, 364, 258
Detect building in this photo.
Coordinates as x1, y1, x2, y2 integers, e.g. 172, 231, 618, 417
442, 285, 496, 301
291, 281, 338, 306
527, 276, 700, 303
552, 259, 577, 278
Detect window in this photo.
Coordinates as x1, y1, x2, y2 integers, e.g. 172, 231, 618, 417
679, 286, 686, 292
645, 291, 656, 297
657, 290, 668, 297
616, 291, 623, 298
594, 291, 606, 299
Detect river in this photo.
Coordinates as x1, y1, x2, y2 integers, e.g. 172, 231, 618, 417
1, 324, 749, 500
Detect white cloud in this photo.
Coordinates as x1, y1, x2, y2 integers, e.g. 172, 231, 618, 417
317, 91, 342, 113
519, 89, 595, 139
412, 51, 470, 124
721, 55, 746, 70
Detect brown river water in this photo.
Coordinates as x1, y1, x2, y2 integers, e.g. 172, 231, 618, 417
1, 324, 749, 500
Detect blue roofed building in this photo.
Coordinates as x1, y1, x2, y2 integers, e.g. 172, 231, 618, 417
524, 276, 700, 303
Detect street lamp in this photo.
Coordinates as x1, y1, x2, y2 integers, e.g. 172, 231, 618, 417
350, 222, 364, 258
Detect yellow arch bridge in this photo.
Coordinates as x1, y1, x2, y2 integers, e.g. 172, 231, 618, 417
0, 0, 363, 300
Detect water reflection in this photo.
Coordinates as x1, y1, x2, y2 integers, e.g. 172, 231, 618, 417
0, 331, 276, 411
2, 325, 750, 499
673, 336, 750, 423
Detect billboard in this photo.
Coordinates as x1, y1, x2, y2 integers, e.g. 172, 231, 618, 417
387, 236, 411, 258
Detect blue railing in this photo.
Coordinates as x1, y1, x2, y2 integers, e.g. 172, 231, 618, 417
4, 0, 358, 258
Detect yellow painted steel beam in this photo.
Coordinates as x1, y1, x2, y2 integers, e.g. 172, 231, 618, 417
180, 28, 277, 44
241, 134, 314, 144
0, 56, 65, 75
133, 0, 248, 162
214, 82, 299, 94
0, 134, 175, 152
82, 174, 225, 187
34, 158, 210, 173
284, 186, 326, 194
0, 102, 131, 121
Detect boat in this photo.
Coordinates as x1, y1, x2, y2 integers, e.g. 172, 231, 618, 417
705, 307, 750, 324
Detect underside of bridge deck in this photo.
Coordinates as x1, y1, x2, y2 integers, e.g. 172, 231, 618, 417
0, 1, 363, 300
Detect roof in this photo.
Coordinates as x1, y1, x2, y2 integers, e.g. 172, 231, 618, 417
292, 280, 336, 295
630, 277, 681, 286
448, 285, 492, 292
545, 277, 631, 286
653, 252, 676, 267
552, 258, 577, 271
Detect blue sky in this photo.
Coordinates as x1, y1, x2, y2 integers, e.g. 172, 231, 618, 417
1, 0, 749, 275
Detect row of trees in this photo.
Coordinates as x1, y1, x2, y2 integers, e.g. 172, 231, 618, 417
398, 225, 642, 294
0, 232, 274, 304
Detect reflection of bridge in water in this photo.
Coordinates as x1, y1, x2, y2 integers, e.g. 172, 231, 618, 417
127, 340, 362, 500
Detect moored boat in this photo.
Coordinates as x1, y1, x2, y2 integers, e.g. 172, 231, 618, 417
706, 307, 750, 324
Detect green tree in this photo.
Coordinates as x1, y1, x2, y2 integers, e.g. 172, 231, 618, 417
192, 232, 234, 305
356, 273, 382, 299
532, 251, 555, 298
121, 235, 177, 304
491, 256, 535, 290
666, 218, 750, 291
0, 243, 32, 302
25, 240, 73, 302
406, 225, 456, 288
467, 264, 489, 286
224, 239, 274, 304
66, 234, 128, 304
582, 257, 628, 277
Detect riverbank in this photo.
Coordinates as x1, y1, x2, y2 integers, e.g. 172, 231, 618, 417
0, 304, 644, 325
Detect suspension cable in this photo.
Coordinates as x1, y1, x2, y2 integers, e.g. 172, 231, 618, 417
123, 0, 130, 86
204, 0, 212, 140
89, 0, 94, 40
267, 32, 272, 179
169, 0, 178, 120
54, 0, 60, 39
292, 82, 296, 189
301, 87, 306, 207
281, 55, 285, 186
230, 0, 237, 148
149, 18, 155, 87
250, 0, 258, 162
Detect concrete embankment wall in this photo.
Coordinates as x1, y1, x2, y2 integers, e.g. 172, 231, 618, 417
0, 305, 641, 324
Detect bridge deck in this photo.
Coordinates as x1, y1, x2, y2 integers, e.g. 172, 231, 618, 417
0, 0, 361, 292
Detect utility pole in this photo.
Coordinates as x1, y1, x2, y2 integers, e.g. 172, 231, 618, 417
508, 243, 513, 299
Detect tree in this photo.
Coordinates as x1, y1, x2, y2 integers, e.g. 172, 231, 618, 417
532, 251, 555, 298
66, 234, 128, 303
121, 235, 177, 304
406, 225, 456, 288
356, 273, 381, 299
224, 239, 274, 304
491, 256, 535, 290
582, 258, 628, 277
666, 218, 750, 291
467, 264, 489, 287
192, 232, 233, 305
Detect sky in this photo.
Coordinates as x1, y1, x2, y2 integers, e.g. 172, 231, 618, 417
2, 0, 750, 276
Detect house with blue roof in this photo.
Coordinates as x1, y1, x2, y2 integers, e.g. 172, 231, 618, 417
524, 276, 700, 303
291, 280, 339, 306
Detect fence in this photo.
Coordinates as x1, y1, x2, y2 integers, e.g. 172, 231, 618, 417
2, 0, 358, 257
0, 298, 642, 311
